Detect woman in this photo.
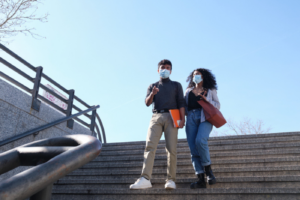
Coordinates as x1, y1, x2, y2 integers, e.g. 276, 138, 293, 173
184, 68, 220, 189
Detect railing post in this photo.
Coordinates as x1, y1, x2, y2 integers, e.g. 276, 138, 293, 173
66, 89, 75, 129
31, 66, 43, 111
90, 110, 96, 136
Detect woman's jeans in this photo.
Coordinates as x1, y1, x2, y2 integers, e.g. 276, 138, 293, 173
186, 109, 213, 174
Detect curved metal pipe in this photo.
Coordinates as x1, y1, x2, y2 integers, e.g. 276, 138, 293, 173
0, 134, 102, 200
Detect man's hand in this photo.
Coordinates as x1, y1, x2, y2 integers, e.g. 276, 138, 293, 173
151, 86, 159, 96
178, 107, 186, 128
146, 86, 159, 106
178, 119, 185, 129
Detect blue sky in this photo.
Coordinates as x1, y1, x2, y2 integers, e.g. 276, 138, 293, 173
1, 0, 299, 143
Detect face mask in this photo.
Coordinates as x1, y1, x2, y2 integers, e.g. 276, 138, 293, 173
193, 75, 202, 84
159, 69, 170, 79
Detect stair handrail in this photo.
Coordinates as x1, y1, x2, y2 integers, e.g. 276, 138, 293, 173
0, 134, 102, 200
0, 43, 106, 143
0, 106, 100, 147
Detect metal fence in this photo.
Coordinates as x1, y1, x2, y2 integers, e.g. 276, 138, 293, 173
0, 43, 106, 143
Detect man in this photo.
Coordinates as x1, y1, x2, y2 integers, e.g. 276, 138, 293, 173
130, 59, 185, 190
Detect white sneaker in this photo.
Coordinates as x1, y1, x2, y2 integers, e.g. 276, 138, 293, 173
165, 180, 176, 189
130, 177, 152, 189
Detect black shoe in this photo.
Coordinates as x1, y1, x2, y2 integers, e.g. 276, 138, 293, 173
190, 173, 206, 189
205, 165, 216, 185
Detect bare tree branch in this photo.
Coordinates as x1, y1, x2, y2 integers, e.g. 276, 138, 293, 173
212, 117, 272, 136
0, 0, 48, 43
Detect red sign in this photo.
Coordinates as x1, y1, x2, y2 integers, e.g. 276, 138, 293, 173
43, 84, 68, 110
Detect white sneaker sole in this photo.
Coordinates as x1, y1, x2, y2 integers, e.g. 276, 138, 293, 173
165, 186, 176, 189
130, 185, 152, 190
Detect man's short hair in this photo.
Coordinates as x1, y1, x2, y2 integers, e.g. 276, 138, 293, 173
158, 59, 172, 70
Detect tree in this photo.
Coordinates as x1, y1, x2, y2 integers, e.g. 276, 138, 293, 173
211, 117, 272, 137
0, 0, 48, 42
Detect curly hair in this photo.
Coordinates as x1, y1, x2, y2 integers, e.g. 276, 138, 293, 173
186, 68, 218, 90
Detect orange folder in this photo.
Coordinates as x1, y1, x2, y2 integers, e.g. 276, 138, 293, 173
169, 109, 181, 128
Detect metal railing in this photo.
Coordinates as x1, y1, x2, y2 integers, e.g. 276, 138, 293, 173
0, 43, 106, 143
0, 106, 99, 147
0, 134, 102, 200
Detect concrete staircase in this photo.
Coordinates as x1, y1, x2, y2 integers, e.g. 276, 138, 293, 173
52, 132, 300, 200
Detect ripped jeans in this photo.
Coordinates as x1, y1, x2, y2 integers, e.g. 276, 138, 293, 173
185, 109, 213, 174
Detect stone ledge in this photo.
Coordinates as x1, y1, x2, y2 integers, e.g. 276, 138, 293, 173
0, 78, 92, 140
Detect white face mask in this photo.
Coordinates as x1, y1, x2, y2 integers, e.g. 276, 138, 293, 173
193, 75, 202, 84
159, 69, 170, 79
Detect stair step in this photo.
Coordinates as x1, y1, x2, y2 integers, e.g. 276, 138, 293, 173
101, 132, 300, 147
61, 171, 300, 180
62, 166, 300, 179
70, 165, 300, 175
54, 176, 300, 189
99, 142, 300, 156
52, 188, 300, 200
81, 156, 300, 169
101, 135, 300, 151
51, 132, 300, 199
94, 149, 300, 162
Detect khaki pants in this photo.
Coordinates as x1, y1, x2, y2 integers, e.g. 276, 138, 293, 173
141, 113, 178, 181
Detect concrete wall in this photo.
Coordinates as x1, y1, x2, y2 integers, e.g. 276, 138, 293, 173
0, 78, 93, 180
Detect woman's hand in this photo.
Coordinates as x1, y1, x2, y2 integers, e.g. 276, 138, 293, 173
200, 91, 208, 101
